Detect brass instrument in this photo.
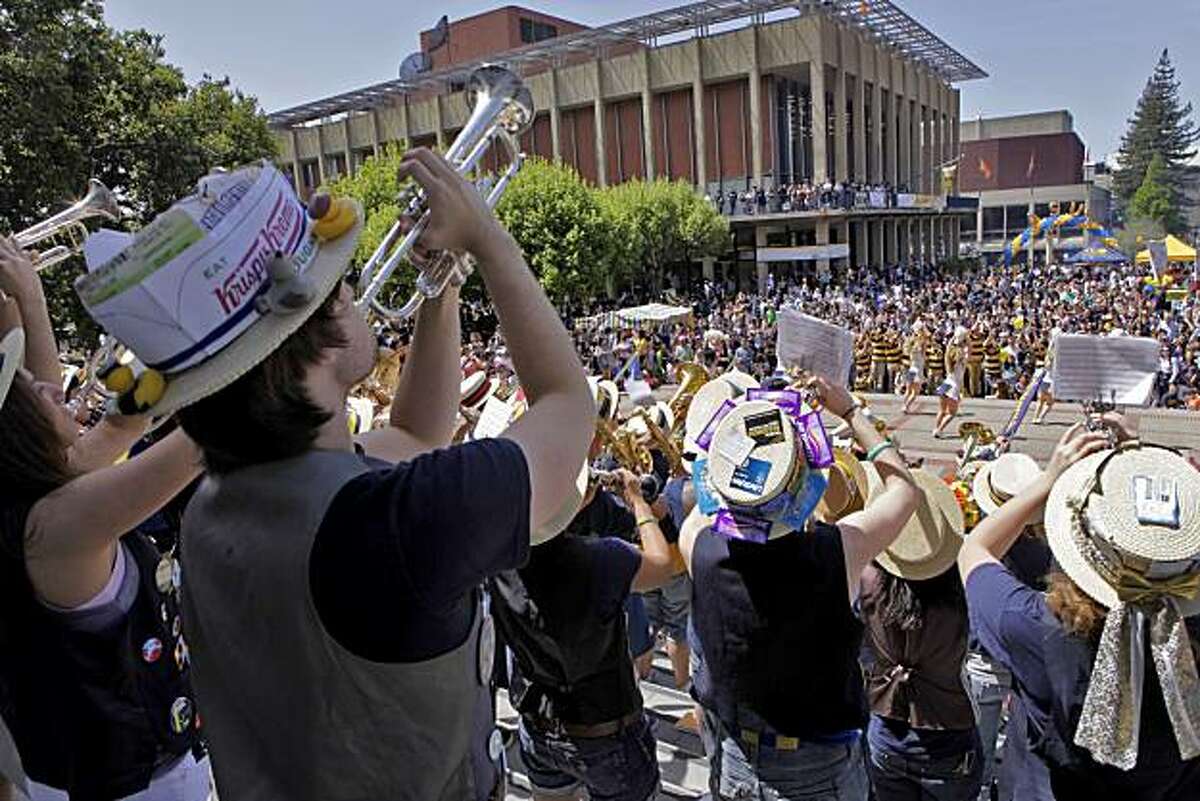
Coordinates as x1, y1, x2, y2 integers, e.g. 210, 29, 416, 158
957, 421, 996, 468
595, 417, 654, 476
630, 407, 683, 476
15, 180, 121, 272
666, 361, 708, 445
356, 65, 534, 320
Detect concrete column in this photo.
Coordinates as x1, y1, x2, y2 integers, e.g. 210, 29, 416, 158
369, 109, 381, 157
748, 28, 764, 186
898, 72, 911, 191
755, 226, 769, 295
549, 68, 562, 161
594, 60, 607, 188
916, 75, 928, 193
834, 54, 848, 182
702, 257, 716, 282
855, 219, 868, 267
952, 218, 962, 260
853, 52, 866, 182
884, 218, 897, 265
315, 126, 327, 185
288, 130, 303, 190
641, 50, 656, 179
342, 119, 354, 176
810, 60, 828, 184
434, 96, 446, 150
884, 64, 897, 186
869, 45, 883, 183
691, 39, 708, 191
816, 218, 831, 278
840, 220, 851, 272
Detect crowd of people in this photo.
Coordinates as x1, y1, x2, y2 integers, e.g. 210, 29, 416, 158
0, 147, 1197, 801
707, 179, 908, 216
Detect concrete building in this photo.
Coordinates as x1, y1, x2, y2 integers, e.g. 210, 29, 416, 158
269, 0, 986, 285
959, 110, 1112, 263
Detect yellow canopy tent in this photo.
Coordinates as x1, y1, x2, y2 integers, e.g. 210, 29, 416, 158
1135, 234, 1197, 264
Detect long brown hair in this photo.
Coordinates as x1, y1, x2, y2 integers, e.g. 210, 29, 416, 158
1044, 570, 1106, 640
0, 374, 75, 501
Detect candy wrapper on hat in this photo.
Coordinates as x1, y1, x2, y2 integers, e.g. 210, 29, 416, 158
74, 161, 362, 418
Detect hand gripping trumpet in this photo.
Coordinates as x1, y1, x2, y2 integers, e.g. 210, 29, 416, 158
356, 65, 534, 320
14, 180, 121, 272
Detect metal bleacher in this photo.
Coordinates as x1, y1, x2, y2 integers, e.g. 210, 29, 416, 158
500, 649, 711, 799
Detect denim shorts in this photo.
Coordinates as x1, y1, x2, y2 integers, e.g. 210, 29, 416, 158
700, 708, 868, 801
517, 713, 660, 801
642, 572, 691, 643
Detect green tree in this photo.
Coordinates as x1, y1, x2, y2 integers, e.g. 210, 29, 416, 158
0, 0, 276, 346
598, 179, 729, 291
1113, 49, 1199, 227
1128, 153, 1178, 231
494, 157, 615, 302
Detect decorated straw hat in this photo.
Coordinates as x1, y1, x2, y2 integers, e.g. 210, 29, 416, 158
973, 452, 1044, 522
460, 371, 499, 412
586, 377, 620, 422
816, 447, 868, 523
1043, 445, 1200, 616
681, 370, 759, 475
1043, 443, 1200, 770
74, 161, 363, 419
865, 464, 966, 580
626, 401, 674, 438
0, 307, 25, 409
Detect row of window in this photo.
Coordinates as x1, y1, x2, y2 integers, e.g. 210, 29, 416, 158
519, 17, 557, 44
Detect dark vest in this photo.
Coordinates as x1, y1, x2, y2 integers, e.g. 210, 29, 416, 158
489, 535, 642, 726
0, 531, 198, 800
691, 522, 866, 738
181, 449, 494, 801
859, 565, 974, 730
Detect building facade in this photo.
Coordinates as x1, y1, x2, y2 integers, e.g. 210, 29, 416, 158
270, 0, 985, 283
958, 110, 1112, 263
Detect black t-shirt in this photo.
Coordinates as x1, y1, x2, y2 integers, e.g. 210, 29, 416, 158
309, 438, 531, 663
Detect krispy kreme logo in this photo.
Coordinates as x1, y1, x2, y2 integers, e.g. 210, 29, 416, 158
211, 192, 306, 317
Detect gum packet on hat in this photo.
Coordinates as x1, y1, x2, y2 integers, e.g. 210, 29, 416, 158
745, 388, 802, 418
714, 509, 771, 544
796, 408, 835, 468
695, 399, 736, 451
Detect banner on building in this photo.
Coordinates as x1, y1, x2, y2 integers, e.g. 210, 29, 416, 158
757, 244, 851, 262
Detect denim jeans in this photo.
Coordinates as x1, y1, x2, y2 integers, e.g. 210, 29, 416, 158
963, 651, 1011, 801
700, 708, 869, 800
517, 713, 660, 801
867, 746, 982, 801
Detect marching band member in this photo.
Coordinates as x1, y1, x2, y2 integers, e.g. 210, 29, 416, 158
959, 422, 1200, 800
76, 151, 593, 801
678, 376, 919, 801
489, 447, 677, 801
0, 244, 209, 800
934, 327, 967, 438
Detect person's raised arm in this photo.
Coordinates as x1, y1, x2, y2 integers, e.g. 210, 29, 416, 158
25, 429, 202, 607
958, 424, 1108, 583
615, 469, 676, 593
807, 375, 920, 603
395, 149, 593, 540
358, 281, 461, 463
0, 238, 61, 386
66, 413, 151, 473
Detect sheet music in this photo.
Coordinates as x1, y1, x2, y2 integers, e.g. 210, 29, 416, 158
472, 396, 514, 440
1050, 334, 1158, 406
776, 308, 854, 385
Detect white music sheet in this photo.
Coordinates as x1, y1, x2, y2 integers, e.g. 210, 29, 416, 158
1050, 334, 1158, 406
472, 396, 514, 440
776, 308, 854, 386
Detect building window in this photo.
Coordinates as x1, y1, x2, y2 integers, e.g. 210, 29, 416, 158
519, 17, 558, 44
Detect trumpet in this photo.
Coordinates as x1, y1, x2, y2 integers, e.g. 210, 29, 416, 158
357, 65, 534, 320
15, 180, 121, 272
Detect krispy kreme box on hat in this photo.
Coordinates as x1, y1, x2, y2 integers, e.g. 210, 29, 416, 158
75, 163, 315, 375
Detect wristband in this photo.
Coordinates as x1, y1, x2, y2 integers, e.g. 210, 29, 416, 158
635, 518, 658, 529
866, 440, 896, 462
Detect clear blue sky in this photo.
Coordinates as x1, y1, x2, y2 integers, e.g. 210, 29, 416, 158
104, 0, 1200, 162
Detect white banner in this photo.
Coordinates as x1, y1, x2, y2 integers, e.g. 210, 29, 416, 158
757, 244, 850, 263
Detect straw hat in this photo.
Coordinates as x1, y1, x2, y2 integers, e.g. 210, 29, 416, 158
816, 448, 868, 523
1043, 445, 1200, 615
681, 370, 760, 475
973, 453, 1044, 521
75, 162, 363, 419
865, 464, 966, 580
626, 401, 674, 437
588, 378, 620, 421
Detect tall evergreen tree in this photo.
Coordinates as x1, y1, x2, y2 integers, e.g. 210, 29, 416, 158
1113, 49, 1199, 227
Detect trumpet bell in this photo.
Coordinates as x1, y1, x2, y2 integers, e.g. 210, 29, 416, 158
17, 179, 121, 272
